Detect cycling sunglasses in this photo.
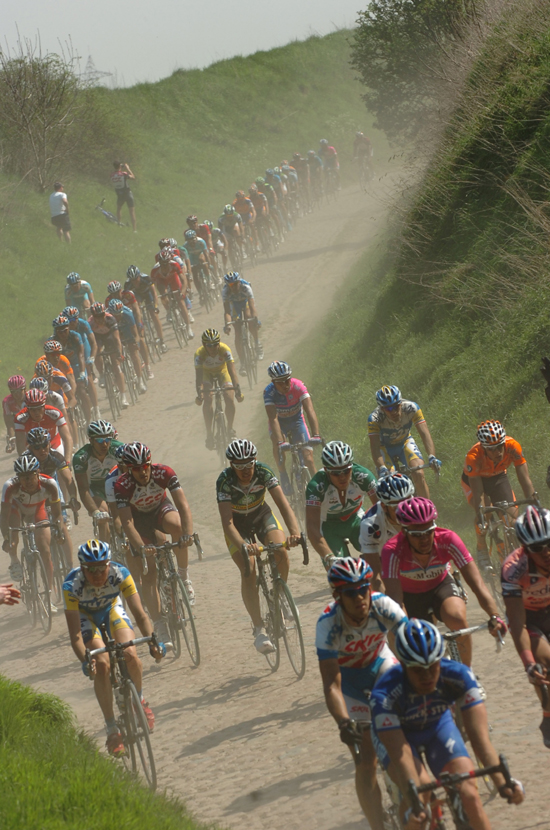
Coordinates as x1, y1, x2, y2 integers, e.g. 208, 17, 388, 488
131, 463, 151, 472
340, 585, 370, 598
382, 404, 400, 412
527, 542, 550, 554
329, 466, 353, 476
93, 437, 112, 445
404, 524, 437, 537
83, 562, 109, 573
231, 461, 255, 470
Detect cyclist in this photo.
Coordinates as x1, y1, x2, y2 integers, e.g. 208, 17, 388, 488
186, 215, 216, 270
64, 272, 94, 317
182, 229, 213, 297
381, 497, 506, 665
368, 385, 440, 499
104, 443, 129, 529
359, 472, 415, 590
3, 375, 26, 454
502, 506, 550, 748
74, 420, 122, 542
14, 389, 72, 462
125, 264, 166, 354
352, 131, 373, 170
63, 306, 101, 419
39, 337, 78, 402
88, 302, 130, 409
195, 329, 243, 450
107, 299, 147, 394
370, 618, 524, 829
218, 205, 245, 264
150, 248, 194, 338
264, 361, 322, 494
208, 221, 229, 272
222, 271, 263, 366
114, 442, 196, 639
306, 150, 324, 197
306, 441, 377, 568
317, 557, 407, 830
319, 139, 340, 189
32, 360, 71, 417
462, 420, 536, 562
233, 190, 259, 248
63, 539, 165, 756
25, 426, 80, 568
1, 454, 63, 598
48, 325, 86, 439
29, 377, 64, 413
216, 439, 301, 654
255, 178, 285, 237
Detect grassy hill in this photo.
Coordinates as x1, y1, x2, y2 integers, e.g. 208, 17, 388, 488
0, 30, 382, 384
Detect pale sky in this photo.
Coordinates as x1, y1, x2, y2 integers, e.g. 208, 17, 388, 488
1, 0, 363, 87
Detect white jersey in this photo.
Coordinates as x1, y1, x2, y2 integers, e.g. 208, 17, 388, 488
359, 501, 400, 556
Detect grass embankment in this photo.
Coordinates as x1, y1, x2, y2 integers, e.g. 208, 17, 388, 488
0, 675, 211, 829
0, 29, 384, 383
298, 2, 550, 533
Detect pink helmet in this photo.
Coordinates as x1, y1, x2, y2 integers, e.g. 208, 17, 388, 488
8, 375, 26, 390
395, 497, 438, 527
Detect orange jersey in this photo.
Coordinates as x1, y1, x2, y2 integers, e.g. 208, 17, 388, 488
463, 437, 526, 478
36, 354, 74, 377
233, 196, 254, 216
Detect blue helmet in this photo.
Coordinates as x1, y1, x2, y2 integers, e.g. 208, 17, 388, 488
376, 385, 402, 407
29, 377, 49, 394
267, 361, 291, 380
26, 426, 51, 447
184, 229, 196, 240
113, 443, 127, 461
327, 557, 373, 590
78, 539, 111, 566
376, 473, 415, 505
66, 272, 80, 284
265, 168, 274, 177
224, 271, 240, 284
395, 619, 445, 667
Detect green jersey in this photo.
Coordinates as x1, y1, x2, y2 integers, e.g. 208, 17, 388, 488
216, 462, 279, 515
305, 463, 376, 523
73, 440, 124, 498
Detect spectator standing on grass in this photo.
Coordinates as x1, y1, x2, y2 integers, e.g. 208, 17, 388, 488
111, 161, 137, 232
49, 182, 71, 243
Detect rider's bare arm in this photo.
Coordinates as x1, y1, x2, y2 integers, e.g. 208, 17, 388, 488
171, 487, 193, 538
58, 422, 73, 464
65, 609, 88, 662
462, 703, 523, 800
75, 472, 97, 515
516, 462, 536, 499
118, 505, 145, 551
368, 433, 385, 471
218, 500, 244, 552
126, 591, 154, 636
265, 403, 284, 445
270, 484, 300, 539
415, 420, 436, 458
319, 658, 349, 722
459, 561, 500, 618
306, 503, 336, 559
302, 397, 320, 437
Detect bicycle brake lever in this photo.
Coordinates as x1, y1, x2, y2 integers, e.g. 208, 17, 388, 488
300, 532, 309, 566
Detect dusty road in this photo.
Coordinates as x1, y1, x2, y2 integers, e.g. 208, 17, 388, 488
0, 177, 548, 830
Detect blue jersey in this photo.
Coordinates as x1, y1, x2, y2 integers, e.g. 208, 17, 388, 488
222, 278, 254, 311
74, 319, 94, 362
116, 306, 137, 342
57, 330, 84, 372
183, 238, 208, 266
63, 562, 137, 616
370, 659, 483, 735
64, 280, 93, 314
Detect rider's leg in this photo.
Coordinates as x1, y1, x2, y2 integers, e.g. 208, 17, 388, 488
88, 640, 115, 720
443, 756, 491, 830
129, 343, 142, 379
231, 548, 262, 627
202, 389, 214, 440
160, 508, 189, 573
408, 458, 429, 498
439, 596, 471, 666
265, 527, 289, 582
353, 730, 386, 830
302, 447, 316, 477
35, 525, 53, 591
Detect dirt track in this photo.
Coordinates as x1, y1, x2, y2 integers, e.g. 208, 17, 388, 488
1, 179, 549, 830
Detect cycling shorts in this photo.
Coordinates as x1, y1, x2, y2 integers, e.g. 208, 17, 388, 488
341, 651, 398, 721
269, 414, 310, 445
382, 437, 423, 469
373, 709, 469, 776
239, 212, 253, 224
130, 498, 177, 548
461, 471, 514, 506
525, 606, 550, 640
230, 300, 250, 318
225, 503, 282, 557
322, 512, 363, 557
116, 189, 135, 208
403, 573, 463, 621
80, 597, 133, 643
202, 369, 233, 389
158, 274, 182, 294
120, 332, 138, 347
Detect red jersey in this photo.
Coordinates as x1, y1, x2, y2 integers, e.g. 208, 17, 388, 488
2, 473, 60, 523
105, 289, 139, 310
14, 405, 66, 450
150, 261, 182, 293
114, 464, 180, 514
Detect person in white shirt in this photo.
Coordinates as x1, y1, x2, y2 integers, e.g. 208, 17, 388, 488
49, 182, 71, 243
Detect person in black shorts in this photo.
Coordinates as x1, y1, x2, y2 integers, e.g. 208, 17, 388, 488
111, 161, 137, 232
49, 182, 71, 243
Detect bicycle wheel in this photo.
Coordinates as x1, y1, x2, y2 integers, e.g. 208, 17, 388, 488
123, 355, 138, 405
215, 408, 229, 467
291, 462, 310, 532
21, 555, 35, 624
160, 578, 182, 659
50, 539, 66, 606
125, 681, 157, 790
172, 574, 200, 665
258, 577, 280, 672
172, 306, 188, 348
74, 401, 88, 447
104, 366, 121, 421
275, 580, 306, 679
31, 553, 52, 634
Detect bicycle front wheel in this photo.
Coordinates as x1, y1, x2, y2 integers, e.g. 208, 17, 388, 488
275, 580, 306, 679
104, 367, 121, 421
50, 539, 66, 607
215, 408, 229, 467
258, 579, 280, 672
125, 681, 157, 790
31, 553, 52, 634
172, 575, 200, 665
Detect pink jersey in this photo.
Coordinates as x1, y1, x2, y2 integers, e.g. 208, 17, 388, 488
501, 547, 550, 611
114, 464, 180, 514
263, 378, 310, 419
381, 528, 473, 593
2, 394, 21, 419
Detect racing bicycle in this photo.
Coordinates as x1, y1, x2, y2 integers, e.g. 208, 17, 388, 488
94, 198, 127, 227
230, 316, 258, 389
139, 302, 163, 363
102, 353, 123, 421
210, 376, 231, 467
163, 288, 189, 349
281, 438, 322, 532
121, 346, 142, 405
10, 522, 52, 634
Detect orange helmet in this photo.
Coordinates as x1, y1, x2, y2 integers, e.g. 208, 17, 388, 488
477, 420, 506, 447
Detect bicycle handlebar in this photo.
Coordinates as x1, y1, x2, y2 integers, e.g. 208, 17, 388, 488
281, 438, 323, 451
87, 634, 154, 659
443, 620, 505, 649
479, 494, 541, 516
241, 531, 309, 577
138, 533, 201, 576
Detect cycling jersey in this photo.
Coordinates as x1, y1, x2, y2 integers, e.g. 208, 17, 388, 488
114, 464, 180, 513
463, 437, 526, 478
72, 319, 94, 364
216, 462, 279, 516
28, 449, 68, 478
2, 394, 23, 419
104, 464, 122, 504
63, 562, 137, 638
183, 237, 208, 266
381, 528, 473, 593
354, 136, 373, 157
305, 464, 377, 523
211, 228, 226, 248
256, 182, 276, 207
150, 261, 182, 293
218, 213, 243, 235
2, 473, 60, 522
87, 312, 119, 350
55, 332, 84, 373
367, 400, 426, 447
73, 441, 124, 498
36, 354, 74, 379
194, 343, 234, 378
64, 280, 93, 314
501, 547, 550, 611
222, 279, 254, 309
359, 501, 400, 556
319, 146, 338, 169
104, 289, 139, 311
113, 306, 138, 343
32, 369, 71, 403
248, 191, 268, 215
233, 196, 255, 219
263, 378, 309, 420
14, 406, 66, 450
124, 275, 155, 304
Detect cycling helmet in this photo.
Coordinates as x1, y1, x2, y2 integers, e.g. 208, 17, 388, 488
395, 497, 437, 526
375, 385, 402, 407
395, 618, 445, 667
224, 205, 236, 215
24, 389, 46, 407
274, 166, 282, 174
87, 419, 115, 439
327, 557, 373, 590
267, 361, 292, 380
29, 378, 49, 393
307, 150, 316, 157
235, 191, 245, 198
322, 441, 354, 470
158, 248, 172, 262
90, 302, 105, 316
376, 473, 415, 505
515, 505, 550, 548
202, 328, 221, 346
122, 442, 152, 467
184, 229, 197, 241
226, 439, 257, 463
7, 375, 25, 390
66, 272, 80, 284
292, 153, 301, 160
356, 131, 364, 137
63, 306, 80, 320
113, 443, 127, 461
320, 139, 329, 146
255, 177, 265, 185
126, 265, 141, 280
168, 238, 178, 247
44, 340, 62, 353
477, 420, 506, 447
281, 164, 291, 172
249, 184, 258, 193
14, 454, 40, 474
158, 238, 170, 249
204, 220, 214, 231
186, 215, 198, 224
26, 427, 50, 448
78, 539, 112, 566
108, 299, 124, 314
35, 360, 52, 378
52, 315, 70, 329
107, 280, 121, 294
224, 271, 240, 284
265, 169, 274, 177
